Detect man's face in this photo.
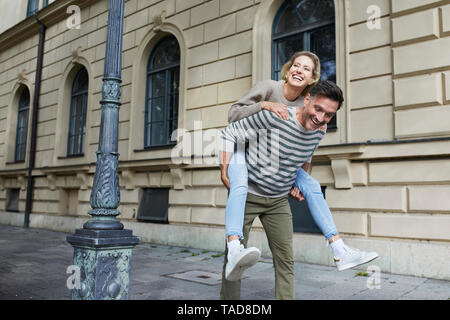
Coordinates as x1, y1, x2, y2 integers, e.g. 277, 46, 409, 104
301, 94, 339, 131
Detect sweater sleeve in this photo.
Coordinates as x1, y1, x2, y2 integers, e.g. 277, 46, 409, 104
227, 80, 275, 123
220, 110, 277, 152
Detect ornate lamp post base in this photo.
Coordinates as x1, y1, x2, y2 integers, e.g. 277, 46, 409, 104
67, 228, 139, 300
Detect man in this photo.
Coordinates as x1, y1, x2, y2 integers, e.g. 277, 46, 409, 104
219, 80, 355, 299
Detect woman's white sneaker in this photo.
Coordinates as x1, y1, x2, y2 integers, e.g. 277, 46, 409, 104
225, 244, 261, 281
334, 245, 379, 271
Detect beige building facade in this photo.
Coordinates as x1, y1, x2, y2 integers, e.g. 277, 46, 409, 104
0, 0, 449, 280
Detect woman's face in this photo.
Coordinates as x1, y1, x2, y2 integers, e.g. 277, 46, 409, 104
285, 55, 315, 91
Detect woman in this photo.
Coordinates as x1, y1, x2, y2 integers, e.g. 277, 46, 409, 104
220, 51, 378, 281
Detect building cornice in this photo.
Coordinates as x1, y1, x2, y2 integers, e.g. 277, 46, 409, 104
0, 0, 98, 52
316, 137, 450, 161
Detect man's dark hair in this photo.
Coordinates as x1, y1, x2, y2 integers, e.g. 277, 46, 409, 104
309, 80, 344, 110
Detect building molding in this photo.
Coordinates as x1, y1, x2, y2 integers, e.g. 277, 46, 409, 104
17, 174, 27, 191
76, 172, 90, 190
47, 173, 57, 191
330, 158, 353, 189
315, 138, 450, 160
169, 166, 192, 190
120, 169, 135, 190
152, 10, 167, 32
334, 0, 350, 144
252, 0, 283, 85
0, 0, 98, 51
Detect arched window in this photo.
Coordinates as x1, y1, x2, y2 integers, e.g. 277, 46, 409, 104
272, 0, 336, 82
272, 0, 337, 129
145, 35, 180, 148
67, 67, 88, 156
15, 88, 30, 162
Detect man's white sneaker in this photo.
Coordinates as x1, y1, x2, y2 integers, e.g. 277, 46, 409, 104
225, 244, 261, 281
334, 245, 379, 271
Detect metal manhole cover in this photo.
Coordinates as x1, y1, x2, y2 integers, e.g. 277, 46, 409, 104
164, 270, 224, 286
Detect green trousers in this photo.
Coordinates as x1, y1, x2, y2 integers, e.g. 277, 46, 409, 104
220, 193, 295, 300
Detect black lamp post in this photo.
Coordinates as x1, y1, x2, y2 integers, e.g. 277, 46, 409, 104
67, 0, 139, 300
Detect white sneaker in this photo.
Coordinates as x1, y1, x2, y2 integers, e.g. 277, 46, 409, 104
225, 244, 261, 281
334, 245, 379, 271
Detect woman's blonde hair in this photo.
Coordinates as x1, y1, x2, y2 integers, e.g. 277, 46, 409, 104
280, 51, 321, 96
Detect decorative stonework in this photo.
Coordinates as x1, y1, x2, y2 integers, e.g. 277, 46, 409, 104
169, 167, 192, 190
153, 10, 167, 32
170, 168, 184, 190
17, 175, 26, 191
330, 158, 353, 189
17, 69, 27, 82
77, 173, 89, 190
120, 169, 135, 190
47, 173, 56, 191
71, 46, 83, 64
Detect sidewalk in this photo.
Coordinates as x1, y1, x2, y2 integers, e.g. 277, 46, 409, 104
0, 224, 449, 300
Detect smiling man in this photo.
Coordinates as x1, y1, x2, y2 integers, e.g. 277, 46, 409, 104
219, 80, 345, 300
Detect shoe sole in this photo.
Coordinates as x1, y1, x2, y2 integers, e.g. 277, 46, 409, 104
226, 249, 261, 281
337, 253, 379, 272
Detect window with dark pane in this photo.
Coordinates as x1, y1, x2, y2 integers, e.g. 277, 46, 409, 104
137, 188, 169, 223
68, 68, 88, 156
15, 88, 30, 162
6, 189, 20, 212
290, 186, 327, 235
145, 36, 180, 148
272, 0, 337, 129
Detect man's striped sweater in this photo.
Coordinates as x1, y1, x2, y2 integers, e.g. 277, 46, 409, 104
220, 107, 325, 198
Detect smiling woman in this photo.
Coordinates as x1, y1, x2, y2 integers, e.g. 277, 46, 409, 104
228, 51, 321, 123
281, 52, 320, 102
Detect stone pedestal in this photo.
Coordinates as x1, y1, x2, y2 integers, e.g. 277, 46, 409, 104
67, 228, 139, 300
